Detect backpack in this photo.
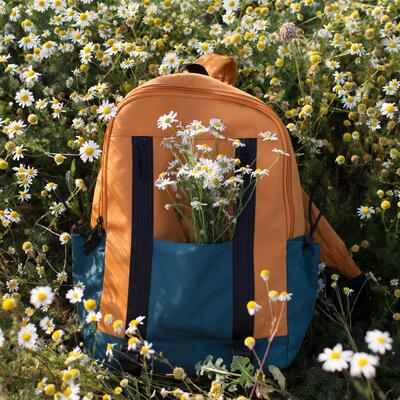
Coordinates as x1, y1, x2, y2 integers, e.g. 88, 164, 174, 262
71, 53, 361, 374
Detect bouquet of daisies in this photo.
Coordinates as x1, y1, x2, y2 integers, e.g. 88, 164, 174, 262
155, 111, 270, 244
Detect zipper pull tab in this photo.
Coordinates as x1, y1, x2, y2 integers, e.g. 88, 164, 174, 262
84, 216, 104, 255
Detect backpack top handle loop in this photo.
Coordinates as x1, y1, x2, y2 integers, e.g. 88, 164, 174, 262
179, 63, 209, 76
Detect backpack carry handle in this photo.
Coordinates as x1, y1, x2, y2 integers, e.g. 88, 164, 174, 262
179, 63, 209, 75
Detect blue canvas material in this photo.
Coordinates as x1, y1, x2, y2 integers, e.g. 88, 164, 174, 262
71, 233, 106, 351
147, 239, 234, 341
71, 235, 320, 373
286, 236, 320, 362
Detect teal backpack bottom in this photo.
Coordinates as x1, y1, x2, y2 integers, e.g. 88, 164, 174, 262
72, 234, 319, 374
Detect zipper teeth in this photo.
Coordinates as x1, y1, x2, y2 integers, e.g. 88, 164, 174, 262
101, 84, 294, 238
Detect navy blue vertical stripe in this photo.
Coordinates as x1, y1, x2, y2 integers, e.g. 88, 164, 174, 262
232, 138, 257, 346
126, 136, 154, 338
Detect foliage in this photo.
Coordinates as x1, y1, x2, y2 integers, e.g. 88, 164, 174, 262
0, 0, 399, 398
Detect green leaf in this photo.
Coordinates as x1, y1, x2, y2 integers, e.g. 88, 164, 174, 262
231, 356, 254, 387
70, 159, 76, 177
65, 170, 74, 194
268, 365, 286, 391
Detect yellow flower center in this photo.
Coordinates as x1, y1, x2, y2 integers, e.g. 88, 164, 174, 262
102, 106, 111, 115
22, 332, 31, 341
38, 292, 47, 301
331, 351, 340, 359
386, 104, 394, 112
358, 358, 368, 367
377, 336, 385, 344
85, 147, 94, 156
21, 94, 29, 102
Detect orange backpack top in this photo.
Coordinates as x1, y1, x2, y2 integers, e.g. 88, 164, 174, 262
72, 53, 361, 373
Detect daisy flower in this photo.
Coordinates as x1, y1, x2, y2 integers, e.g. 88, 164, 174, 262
365, 330, 393, 354
259, 131, 279, 141
251, 168, 269, 178
52, 329, 64, 343
162, 52, 180, 70
18, 323, 38, 349
209, 118, 226, 132
86, 311, 102, 323
22, 66, 41, 83
106, 342, 116, 359
59, 232, 71, 244
97, 100, 117, 121
127, 336, 140, 351
44, 182, 58, 192
246, 300, 262, 316
66, 286, 84, 304
356, 206, 375, 220
157, 111, 178, 130
272, 148, 290, 156
381, 102, 398, 119
79, 140, 102, 163
12, 145, 26, 161
318, 344, 353, 372
194, 41, 214, 55
40, 316, 55, 334
49, 201, 66, 216
140, 340, 155, 359
6, 279, 19, 292
30, 286, 55, 310
350, 353, 379, 379
126, 320, 145, 337
15, 89, 34, 108
383, 36, 400, 54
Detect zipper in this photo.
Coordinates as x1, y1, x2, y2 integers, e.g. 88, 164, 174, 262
138, 137, 151, 182
100, 84, 295, 238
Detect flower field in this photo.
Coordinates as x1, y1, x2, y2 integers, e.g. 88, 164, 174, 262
0, 0, 399, 399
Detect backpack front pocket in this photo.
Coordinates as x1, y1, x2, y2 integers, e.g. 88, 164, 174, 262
146, 239, 233, 341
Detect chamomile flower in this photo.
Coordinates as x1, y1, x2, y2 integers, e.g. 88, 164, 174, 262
194, 41, 214, 55
6, 279, 19, 292
40, 316, 55, 334
79, 140, 102, 163
381, 102, 398, 119
356, 206, 375, 220
59, 232, 71, 244
125, 316, 145, 336
66, 286, 84, 304
157, 111, 178, 130
318, 344, 353, 372
86, 311, 102, 323
15, 89, 34, 108
44, 182, 58, 192
12, 145, 26, 161
365, 330, 393, 354
30, 286, 55, 310
259, 131, 279, 141
140, 340, 155, 359
350, 353, 379, 378
272, 148, 290, 157
247, 300, 262, 316
97, 100, 117, 121
127, 336, 139, 351
18, 323, 38, 349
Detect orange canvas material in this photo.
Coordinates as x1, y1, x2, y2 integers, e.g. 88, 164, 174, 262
90, 54, 361, 340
